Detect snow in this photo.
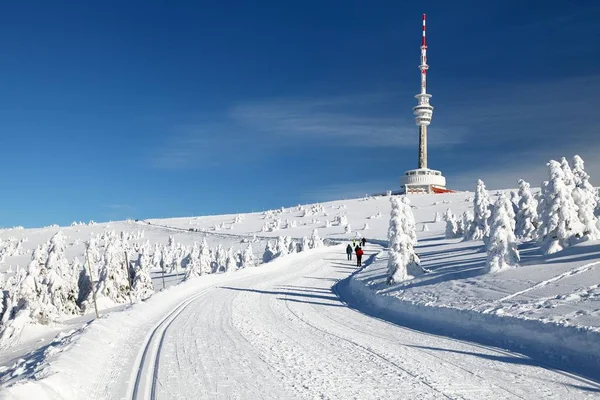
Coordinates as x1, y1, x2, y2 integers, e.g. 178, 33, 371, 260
0, 187, 600, 398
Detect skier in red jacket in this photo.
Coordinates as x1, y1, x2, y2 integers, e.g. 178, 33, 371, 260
355, 246, 364, 267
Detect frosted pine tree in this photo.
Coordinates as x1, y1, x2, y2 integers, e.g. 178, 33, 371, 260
515, 179, 539, 241
345, 224, 352, 234
442, 208, 453, 222
386, 197, 422, 284
184, 242, 202, 280
485, 195, 520, 273
275, 236, 289, 258
198, 239, 212, 275
445, 211, 461, 239
285, 236, 296, 254
467, 179, 492, 241
561, 157, 576, 190
214, 245, 226, 273
131, 248, 154, 301
538, 160, 585, 254
571, 155, 600, 240
433, 212, 441, 222
93, 239, 131, 304
460, 210, 474, 240
301, 236, 310, 252
308, 229, 324, 249
46, 232, 80, 316
240, 244, 255, 268
224, 248, 237, 273
262, 241, 275, 263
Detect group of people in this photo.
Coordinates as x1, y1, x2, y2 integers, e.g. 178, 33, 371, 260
346, 237, 367, 267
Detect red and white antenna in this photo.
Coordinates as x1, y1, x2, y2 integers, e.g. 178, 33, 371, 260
422, 13, 427, 48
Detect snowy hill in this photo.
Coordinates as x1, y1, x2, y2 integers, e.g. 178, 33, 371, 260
1, 182, 600, 398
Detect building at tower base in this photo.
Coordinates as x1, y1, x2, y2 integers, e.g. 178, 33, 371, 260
402, 168, 450, 194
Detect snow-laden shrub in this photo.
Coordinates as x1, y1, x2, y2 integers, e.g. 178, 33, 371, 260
485, 194, 520, 273
308, 229, 324, 249
262, 241, 276, 263
464, 179, 491, 241
44, 232, 79, 316
442, 208, 453, 222
433, 212, 441, 223
345, 224, 352, 234
561, 157, 576, 190
224, 248, 237, 273
324, 220, 332, 228
515, 179, 539, 241
239, 244, 255, 268
445, 211, 462, 239
131, 248, 154, 301
213, 245, 227, 273
422, 224, 429, 232
387, 197, 422, 284
571, 155, 600, 240
275, 236, 289, 258
334, 215, 348, 226
363, 223, 370, 230
301, 237, 310, 252
93, 238, 130, 304
538, 160, 584, 255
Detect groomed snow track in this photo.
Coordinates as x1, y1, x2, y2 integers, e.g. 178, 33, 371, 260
124, 245, 600, 399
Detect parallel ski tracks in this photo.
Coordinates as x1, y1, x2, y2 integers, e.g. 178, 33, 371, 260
128, 286, 217, 400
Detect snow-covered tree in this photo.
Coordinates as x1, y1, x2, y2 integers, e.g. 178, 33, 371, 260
571, 155, 600, 240
485, 195, 520, 273
345, 224, 352, 234
445, 211, 462, 239
44, 232, 80, 316
262, 241, 276, 263
214, 245, 226, 273
275, 236, 289, 258
515, 179, 539, 241
460, 211, 474, 240
239, 244, 255, 268
285, 237, 296, 255
465, 179, 491, 241
433, 212, 441, 223
93, 239, 131, 304
442, 209, 453, 222
386, 197, 422, 284
131, 248, 154, 301
538, 160, 585, 254
308, 229, 324, 249
301, 236, 310, 252
224, 248, 237, 273
561, 157, 576, 190
363, 223, 369, 230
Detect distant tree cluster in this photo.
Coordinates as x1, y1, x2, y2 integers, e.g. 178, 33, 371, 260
443, 155, 599, 274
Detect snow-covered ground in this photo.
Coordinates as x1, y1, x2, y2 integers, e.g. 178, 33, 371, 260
1, 190, 600, 398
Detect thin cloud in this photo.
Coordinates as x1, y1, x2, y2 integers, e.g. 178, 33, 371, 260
229, 94, 464, 148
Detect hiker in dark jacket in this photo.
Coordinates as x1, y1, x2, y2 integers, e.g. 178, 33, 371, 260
346, 244, 353, 261
361, 237, 366, 247
355, 246, 364, 267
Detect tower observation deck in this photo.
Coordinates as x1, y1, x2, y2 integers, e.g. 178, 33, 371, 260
401, 14, 449, 194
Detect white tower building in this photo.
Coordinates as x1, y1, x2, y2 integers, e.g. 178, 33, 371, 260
402, 14, 448, 194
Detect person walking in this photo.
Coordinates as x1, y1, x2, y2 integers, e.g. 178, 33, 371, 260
346, 244, 353, 261
361, 237, 366, 247
355, 246, 364, 267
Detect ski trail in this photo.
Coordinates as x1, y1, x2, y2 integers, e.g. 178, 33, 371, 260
497, 260, 600, 303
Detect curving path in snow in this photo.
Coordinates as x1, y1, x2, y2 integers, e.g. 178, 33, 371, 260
131, 245, 600, 400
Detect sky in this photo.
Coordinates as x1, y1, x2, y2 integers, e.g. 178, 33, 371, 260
0, 0, 599, 227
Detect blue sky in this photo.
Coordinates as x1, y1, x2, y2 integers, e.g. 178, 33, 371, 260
0, 1, 599, 227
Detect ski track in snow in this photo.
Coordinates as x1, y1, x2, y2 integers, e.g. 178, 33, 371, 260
497, 261, 600, 303
127, 245, 598, 400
